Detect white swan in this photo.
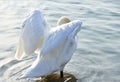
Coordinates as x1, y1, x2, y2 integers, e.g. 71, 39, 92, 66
15, 10, 47, 60
21, 18, 82, 78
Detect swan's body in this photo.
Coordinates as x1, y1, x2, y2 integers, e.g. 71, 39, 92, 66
22, 19, 82, 78
15, 10, 47, 60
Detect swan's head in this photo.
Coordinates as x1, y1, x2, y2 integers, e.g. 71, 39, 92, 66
57, 16, 71, 26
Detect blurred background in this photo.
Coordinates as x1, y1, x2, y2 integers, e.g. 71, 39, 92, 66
0, 0, 120, 82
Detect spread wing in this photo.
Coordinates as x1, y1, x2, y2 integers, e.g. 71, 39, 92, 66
22, 10, 46, 55
15, 10, 46, 59
40, 20, 82, 56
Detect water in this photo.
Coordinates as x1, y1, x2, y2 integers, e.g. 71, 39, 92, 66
0, 0, 120, 82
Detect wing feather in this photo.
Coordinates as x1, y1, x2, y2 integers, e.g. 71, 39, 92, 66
22, 10, 46, 55
15, 37, 24, 60
40, 20, 82, 56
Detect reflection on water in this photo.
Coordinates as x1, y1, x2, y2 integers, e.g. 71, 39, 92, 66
0, 0, 120, 82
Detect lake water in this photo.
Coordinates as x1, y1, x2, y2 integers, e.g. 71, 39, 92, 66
0, 0, 120, 82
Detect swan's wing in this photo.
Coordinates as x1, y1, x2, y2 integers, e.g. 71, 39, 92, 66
22, 10, 46, 55
59, 33, 77, 65
15, 37, 24, 60
40, 20, 82, 56
40, 27, 69, 56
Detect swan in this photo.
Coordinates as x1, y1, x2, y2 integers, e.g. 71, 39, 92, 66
15, 10, 47, 60
21, 18, 82, 79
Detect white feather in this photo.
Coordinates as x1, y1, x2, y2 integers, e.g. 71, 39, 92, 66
15, 10, 47, 60
15, 37, 24, 60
